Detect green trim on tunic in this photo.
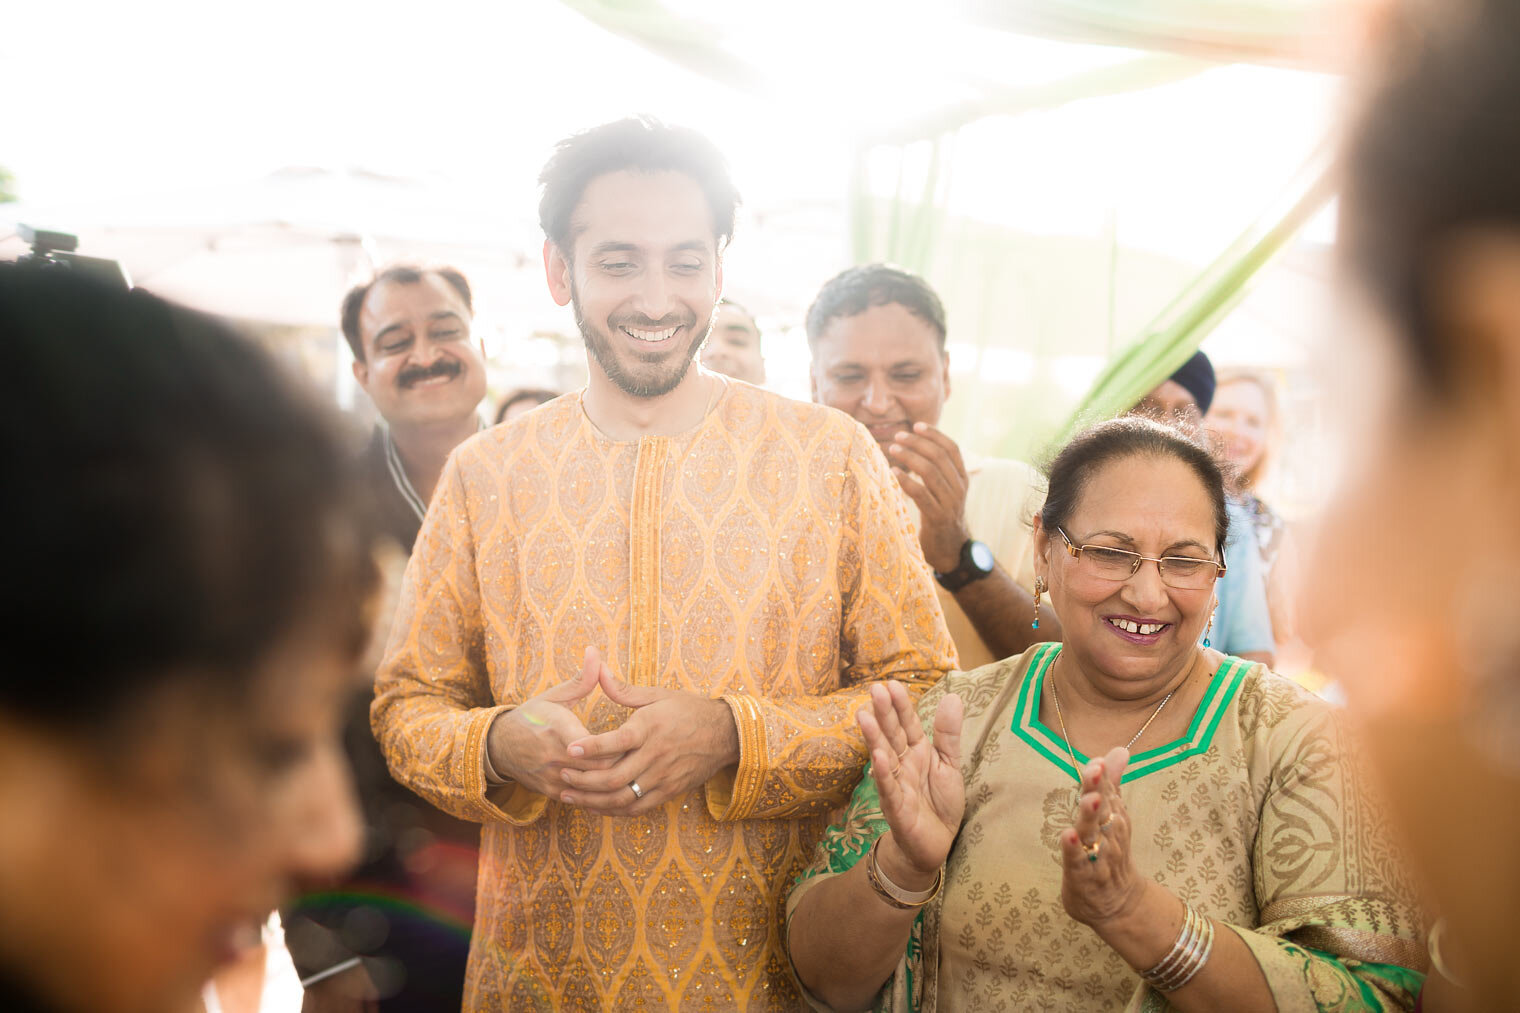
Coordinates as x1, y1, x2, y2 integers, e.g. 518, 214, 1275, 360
1012, 643, 1251, 784
786, 646, 1427, 1013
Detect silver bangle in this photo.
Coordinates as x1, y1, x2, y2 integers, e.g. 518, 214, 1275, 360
1140, 902, 1215, 992
1168, 917, 1215, 991
482, 745, 508, 785
1141, 904, 1198, 987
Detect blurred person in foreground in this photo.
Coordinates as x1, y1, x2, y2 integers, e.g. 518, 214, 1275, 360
1132, 351, 1276, 667
699, 297, 766, 385
808, 263, 1058, 666
787, 416, 1426, 1012
0, 264, 377, 1013
1318, 0, 1520, 1006
370, 117, 956, 1008
1205, 368, 1301, 651
284, 266, 490, 1011
342, 264, 488, 552
493, 386, 561, 425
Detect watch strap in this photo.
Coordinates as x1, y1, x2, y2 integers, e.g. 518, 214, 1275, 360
935, 539, 993, 592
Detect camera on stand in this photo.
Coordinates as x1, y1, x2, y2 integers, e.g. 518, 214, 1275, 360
15, 223, 132, 290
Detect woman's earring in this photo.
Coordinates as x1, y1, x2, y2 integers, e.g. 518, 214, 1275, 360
1203, 598, 1218, 649
1032, 576, 1047, 631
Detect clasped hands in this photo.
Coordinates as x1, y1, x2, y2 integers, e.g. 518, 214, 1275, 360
483, 647, 739, 816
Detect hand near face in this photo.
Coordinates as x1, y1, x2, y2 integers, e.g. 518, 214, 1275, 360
889, 423, 972, 573
858, 681, 966, 879
484, 647, 622, 798
557, 668, 741, 815
1059, 748, 1147, 928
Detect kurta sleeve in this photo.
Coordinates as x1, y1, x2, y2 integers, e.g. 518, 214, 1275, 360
708, 424, 957, 823
371, 450, 544, 826
1224, 708, 1427, 1012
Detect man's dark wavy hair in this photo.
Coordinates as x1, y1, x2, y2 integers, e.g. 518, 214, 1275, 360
805, 264, 947, 350
537, 116, 741, 258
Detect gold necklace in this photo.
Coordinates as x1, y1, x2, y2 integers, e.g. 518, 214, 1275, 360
1049, 655, 1191, 774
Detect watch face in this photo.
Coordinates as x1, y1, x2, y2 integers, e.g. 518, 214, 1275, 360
969, 540, 996, 573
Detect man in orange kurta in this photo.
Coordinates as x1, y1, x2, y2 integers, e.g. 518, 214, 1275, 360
371, 118, 956, 1010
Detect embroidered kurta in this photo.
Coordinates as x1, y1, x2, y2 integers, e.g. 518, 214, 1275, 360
372, 381, 957, 1010
788, 644, 1427, 1012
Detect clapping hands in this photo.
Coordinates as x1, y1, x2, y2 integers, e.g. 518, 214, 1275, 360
857, 681, 966, 881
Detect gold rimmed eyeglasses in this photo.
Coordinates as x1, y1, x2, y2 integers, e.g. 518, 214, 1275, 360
1056, 527, 1225, 591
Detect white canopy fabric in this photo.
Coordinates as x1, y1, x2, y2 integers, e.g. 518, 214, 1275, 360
1, 0, 1347, 470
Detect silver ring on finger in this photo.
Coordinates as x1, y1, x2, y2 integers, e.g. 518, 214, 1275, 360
1099, 813, 1117, 834
629, 780, 645, 800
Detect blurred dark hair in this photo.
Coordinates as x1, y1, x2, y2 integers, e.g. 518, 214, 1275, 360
537, 116, 741, 257
1341, 0, 1520, 391
805, 263, 947, 349
339, 264, 473, 363
1040, 416, 1229, 556
0, 265, 379, 728
493, 386, 560, 425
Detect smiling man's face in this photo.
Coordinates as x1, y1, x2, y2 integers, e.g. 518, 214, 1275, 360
351, 274, 486, 429
810, 301, 949, 449
546, 169, 722, 399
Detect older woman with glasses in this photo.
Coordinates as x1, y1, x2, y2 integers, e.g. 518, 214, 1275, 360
785, 416, 1425, 1012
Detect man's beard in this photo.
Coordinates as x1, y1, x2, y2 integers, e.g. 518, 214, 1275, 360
571, 283, 712, 399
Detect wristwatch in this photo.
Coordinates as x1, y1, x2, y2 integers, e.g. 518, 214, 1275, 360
935, 539, 996, 592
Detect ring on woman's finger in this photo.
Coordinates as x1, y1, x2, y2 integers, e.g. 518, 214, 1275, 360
1099, 813, 1117, 834
1082, 837, 1102, 863
895, 746, 910, 761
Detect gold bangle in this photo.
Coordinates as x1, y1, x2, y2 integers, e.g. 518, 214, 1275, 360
864, 835, 943, 910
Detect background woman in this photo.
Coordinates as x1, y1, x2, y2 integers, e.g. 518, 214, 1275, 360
1206, 368, 1299, 649
0, 266, 378, 1013
1311, 0, 1520, 1007
786, 417, 1423, 1012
